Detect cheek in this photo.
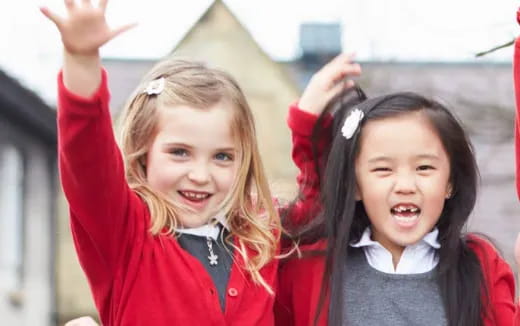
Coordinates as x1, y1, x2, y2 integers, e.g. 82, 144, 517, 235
418, 177, 450, 216
420, 176, 449, 198
357, 176, 391, 201
146, 161, 183, 193
213, 163, 239, 192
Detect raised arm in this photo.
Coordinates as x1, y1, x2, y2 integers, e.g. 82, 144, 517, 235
287, 54, 361, 226
514, 17, 520, 200
41, 0, 136, 274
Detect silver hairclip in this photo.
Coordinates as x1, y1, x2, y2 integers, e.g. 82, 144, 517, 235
143, 77, 165, 95
341, 108, 364, 139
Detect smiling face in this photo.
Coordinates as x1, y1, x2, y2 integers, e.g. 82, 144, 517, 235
145, 101, 239, 228
354, 111, 451, 259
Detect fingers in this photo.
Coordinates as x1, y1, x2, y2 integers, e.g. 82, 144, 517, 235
322, 53, 355, 75
98, 0, 108, 11
328, 79, 356, 102
64, 0, 75, 11
39, 6, 63, 27
80, 0, 93, 7
323, 54, 361, 86
298, 53, 361, 115
110, 22, 138, 40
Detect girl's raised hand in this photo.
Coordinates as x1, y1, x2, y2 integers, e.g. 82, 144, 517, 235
40, 0, 136, 55
298, 53, 361, 115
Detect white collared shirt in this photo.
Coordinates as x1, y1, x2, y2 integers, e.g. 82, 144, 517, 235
350, 227, 441, 274
176, 213, 228, 241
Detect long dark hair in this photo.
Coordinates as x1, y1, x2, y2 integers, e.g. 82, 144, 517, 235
289, 89, 490, 326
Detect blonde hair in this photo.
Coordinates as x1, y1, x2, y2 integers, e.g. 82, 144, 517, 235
118, 58, 280, 293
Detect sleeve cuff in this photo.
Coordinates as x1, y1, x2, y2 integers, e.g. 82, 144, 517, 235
287, 101, 332, 137
57, 68, 110, 112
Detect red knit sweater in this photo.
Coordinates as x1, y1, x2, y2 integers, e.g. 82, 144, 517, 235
57, 70, 321, 325
275, 238, 518, 326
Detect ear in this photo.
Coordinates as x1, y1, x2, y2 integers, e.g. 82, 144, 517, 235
445, 183, 453, 199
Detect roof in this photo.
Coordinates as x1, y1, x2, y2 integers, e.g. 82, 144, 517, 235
0, 70, 56, 147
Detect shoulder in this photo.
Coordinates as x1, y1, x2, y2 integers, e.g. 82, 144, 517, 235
465, 234, 514, 285
466, 234, 505, 265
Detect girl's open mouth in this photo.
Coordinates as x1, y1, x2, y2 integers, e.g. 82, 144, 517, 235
390, 204, 421, 226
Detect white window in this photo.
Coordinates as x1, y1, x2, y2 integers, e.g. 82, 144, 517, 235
0, 145, 24, 291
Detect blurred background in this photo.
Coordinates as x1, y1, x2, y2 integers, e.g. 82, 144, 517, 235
0, 0, 519, 325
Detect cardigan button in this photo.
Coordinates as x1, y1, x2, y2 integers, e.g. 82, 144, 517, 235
228, 288, 238, 297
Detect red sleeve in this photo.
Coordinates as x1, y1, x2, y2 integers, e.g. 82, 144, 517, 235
469, 238, 517, 325
285, 102, 332, 226
58, 70, 145, 287
514, 37, 520, 200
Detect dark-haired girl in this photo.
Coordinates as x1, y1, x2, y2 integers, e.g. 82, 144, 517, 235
276, 63, 518, 325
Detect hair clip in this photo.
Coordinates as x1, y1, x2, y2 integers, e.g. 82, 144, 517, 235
143, 77, 165, 95
341, 108, 364, 139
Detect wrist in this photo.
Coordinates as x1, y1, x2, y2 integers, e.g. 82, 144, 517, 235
62, 49, 102, 98
63, 49, 100, 65
297, 98, 323, 116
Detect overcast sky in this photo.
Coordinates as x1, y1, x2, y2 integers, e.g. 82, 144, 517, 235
1, 0, 519, 103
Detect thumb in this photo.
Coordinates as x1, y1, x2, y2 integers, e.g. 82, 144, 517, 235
109, 22, 138, 40
39, 6, 63, 28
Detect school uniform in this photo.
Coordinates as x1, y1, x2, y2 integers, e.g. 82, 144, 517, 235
511, 28, 520, 326
275, 231, 517, 326
57, 70, 321, 326
514, 35, 520, 199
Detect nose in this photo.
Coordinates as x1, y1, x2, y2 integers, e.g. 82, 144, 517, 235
187, 162, 210, 185
393, 171, 417, 195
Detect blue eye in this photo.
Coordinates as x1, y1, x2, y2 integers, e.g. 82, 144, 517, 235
215, 152, 233, 161
170, 148, 188, 157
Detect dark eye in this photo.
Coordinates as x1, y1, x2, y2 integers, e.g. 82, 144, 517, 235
215, 152, 233, 161
170, 148, 188, 157
417, 165, 434, 171
372, 167, 391, 172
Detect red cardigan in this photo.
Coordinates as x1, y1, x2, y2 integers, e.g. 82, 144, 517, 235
514, 35, 520, 199
512, 27, 520, 326
275, 238, 518, 326
57, 71, 320, 325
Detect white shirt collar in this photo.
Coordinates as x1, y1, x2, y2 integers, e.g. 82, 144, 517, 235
350, 227, 441, 274
176, 212, 228, 240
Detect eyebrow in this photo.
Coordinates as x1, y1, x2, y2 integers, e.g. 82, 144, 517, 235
162, 142, 193, 150
367, 154, 440, 164
161, 143, 236, 152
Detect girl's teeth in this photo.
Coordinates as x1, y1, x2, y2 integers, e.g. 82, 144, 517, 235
393, 206, 419, 213
182, 192, 209, 199
394, 214, 418, 221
